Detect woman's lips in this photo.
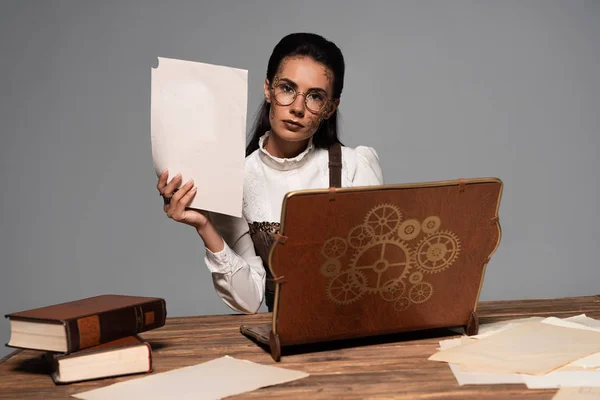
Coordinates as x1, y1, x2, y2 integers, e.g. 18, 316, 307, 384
282, 119, 304, 130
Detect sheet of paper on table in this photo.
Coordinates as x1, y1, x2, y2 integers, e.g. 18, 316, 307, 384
151, 57, 247, 217
430, 320, 600, 375
436, 315, 600, 388
72, 355, 309, 400
552, 387, 600, 400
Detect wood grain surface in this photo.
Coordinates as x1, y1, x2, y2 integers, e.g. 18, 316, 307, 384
1, 295, 599, 399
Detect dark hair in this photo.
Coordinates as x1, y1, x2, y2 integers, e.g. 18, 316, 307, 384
245, 32, 345, 156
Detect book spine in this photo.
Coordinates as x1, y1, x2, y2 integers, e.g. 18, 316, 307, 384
64, 299, 166, 353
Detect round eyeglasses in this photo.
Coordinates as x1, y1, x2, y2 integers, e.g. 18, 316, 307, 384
271, 81, 331, 114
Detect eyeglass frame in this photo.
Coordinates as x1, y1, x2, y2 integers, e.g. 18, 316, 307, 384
269, 76, 334, 115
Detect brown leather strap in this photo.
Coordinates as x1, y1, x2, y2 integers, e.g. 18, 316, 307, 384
328, 143, 342, 188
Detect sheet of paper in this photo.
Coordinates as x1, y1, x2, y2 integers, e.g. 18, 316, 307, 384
542, 316, 600, 333
552, 387, 600, 400
151, 57, 247, 217
473, 316, 546, 339
439, 337, 524, 385
524, 370, 600, 389
442, 339, 600, 387
72, 356, 309, 400
563, 314, 600, 330
429, 321, 600, 375
448, 363, 525, 386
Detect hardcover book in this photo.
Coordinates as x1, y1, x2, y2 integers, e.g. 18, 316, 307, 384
5, 294, 166, 353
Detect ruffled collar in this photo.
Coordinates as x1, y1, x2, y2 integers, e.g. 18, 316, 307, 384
258, 131, 315, 171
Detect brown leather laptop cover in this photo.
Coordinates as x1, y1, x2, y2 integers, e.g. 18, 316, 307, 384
241, 178, 503, 361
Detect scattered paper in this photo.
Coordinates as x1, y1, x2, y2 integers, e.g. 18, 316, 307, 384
552, 387, 600, 400
437, 315, 600, 388
151, 57, 247, 217
563, 314, 600, 330
429, 321, 600, 375
448, 363, 525, 386
72, 356, 309, 400
542, 316, 600, 333
473, 316, 546, 339
440, 335, 524, 386
523, 370, 600, 389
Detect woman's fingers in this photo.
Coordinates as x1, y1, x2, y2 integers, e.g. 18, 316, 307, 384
175, 184, 198, 223
163, 173, 182, 197
179, 183, 198, 209
170, 180, 193, 208
166, 179, 193, 218
156, 169, 169, 192
161, 178, 205, 228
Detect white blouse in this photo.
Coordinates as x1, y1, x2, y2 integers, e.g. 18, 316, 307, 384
204, 133, 384, 314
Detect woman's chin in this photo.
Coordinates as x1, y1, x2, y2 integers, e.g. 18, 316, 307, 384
272, 127, 313, 143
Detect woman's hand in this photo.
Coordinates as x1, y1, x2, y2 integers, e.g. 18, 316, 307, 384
157, 169, 208, 230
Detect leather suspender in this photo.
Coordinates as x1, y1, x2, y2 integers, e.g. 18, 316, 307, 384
328, 143, 342, 188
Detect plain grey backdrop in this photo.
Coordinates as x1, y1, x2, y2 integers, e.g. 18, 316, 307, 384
1, 0, 598, 358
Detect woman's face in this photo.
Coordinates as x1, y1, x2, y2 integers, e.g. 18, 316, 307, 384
264, 56, 338, 143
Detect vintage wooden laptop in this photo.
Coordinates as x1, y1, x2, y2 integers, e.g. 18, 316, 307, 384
240, 178, 503, 361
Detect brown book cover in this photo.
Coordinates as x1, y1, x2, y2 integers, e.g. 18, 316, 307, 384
5, 294, 166, 353
241, 178, 503, 361
46, 335, 153, 384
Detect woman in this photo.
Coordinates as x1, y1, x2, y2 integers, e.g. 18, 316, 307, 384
157, 32, 383, 314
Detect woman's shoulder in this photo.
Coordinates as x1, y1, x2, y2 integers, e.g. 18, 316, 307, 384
340, 144, 384, 185
340, 145, 381, 169
244, 148, 261, 170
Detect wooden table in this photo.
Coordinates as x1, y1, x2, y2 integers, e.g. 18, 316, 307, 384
1, 295, 599, 399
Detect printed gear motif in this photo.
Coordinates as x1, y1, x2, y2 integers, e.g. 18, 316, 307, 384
321, 237, 348, 259
415, 231, 461, 274
398, 219, 421, 241
327, 270, 367, 305
364, 204, 402, 239
380, 279, 406, 302
409, 271, 423, 284
321, 209, 458, 311
320, 259, 342, 277
409, 282, 434, 304
394, 297, 411, 311
347, 224, 376, 249
422, 216, 441, 234
350, 239, 413, 294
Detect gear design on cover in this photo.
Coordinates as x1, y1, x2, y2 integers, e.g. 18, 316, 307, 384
320, 259, 342, 277
409, 271, 423, 284
321, 237, 348, 259
398, 219, 421, 241
327, 270, 367, 305
415, 231, 461, 274
380, 279, 406, 302
409, 282, 433, 304
394, 297, 411, 311
347, 224, 376, 249
350, 239, 413, 294
422, 216, 441, 234
364, 204, 402, 239
321, 207, 462, 312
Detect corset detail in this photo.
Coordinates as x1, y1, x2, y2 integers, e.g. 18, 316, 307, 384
249, 221, 280, 311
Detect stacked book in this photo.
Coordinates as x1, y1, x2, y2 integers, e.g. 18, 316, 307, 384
4, 294, 166, 384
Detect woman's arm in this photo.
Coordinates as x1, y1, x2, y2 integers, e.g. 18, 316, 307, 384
201, 213, 265, 314
156, 169, 265, 314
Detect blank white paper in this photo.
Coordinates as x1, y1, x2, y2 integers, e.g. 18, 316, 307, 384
151, 57, 247, 217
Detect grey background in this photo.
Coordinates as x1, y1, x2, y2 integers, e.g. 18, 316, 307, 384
1, 0, 598, 358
